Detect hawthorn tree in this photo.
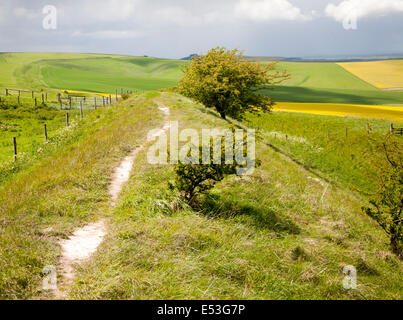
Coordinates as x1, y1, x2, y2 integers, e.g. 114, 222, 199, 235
363, 136, 402, 258
178, 47, 289, 120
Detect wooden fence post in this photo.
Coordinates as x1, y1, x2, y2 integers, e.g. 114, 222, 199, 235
13, 137, 17, 161
94, 97, 97, 109
44, 124, 48, 141
345, 128, 348, 138
59, 100, 62, 110
5, 88, 8, 96
390, 123, 393, 134
69, 97, 72, 110
41, 93, 44, 104
66, 113, 69, 127
17, 96, 20, 105
32, 91, 34, 98
34, 97, 37, 106
115, 89, 118, 101
80, 101, 83, 119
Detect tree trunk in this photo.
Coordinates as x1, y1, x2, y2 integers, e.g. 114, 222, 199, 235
215, 105, 226, 119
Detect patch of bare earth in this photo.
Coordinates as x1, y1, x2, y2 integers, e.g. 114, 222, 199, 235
53, 101, 170, 299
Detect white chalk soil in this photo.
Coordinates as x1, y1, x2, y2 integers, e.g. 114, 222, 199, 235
53, 101, 170, 299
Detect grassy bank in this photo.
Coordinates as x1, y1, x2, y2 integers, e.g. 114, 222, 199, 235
67, 93, 402, 300
0, 94, 163, 299
245, 111, 402, 195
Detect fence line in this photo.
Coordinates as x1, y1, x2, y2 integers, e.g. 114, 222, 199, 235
2, 87, 134, 162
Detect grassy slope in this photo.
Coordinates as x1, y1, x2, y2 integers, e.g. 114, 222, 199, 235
0, 53, 184, 94
0, 103, 84, 164
66, 93, 402, 300
265, 61, 403, 104
1, 53, 403, 105
0, 94, 163, 299
40, 57, 184, 93
245, 111, 402, 195
0, 52, 120, 90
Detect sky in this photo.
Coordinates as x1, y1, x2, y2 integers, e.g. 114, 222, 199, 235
0, 0, 403, 59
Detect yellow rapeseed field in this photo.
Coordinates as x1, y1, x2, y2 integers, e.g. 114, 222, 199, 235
337, 60, 403, 89
274, 102, 403, 121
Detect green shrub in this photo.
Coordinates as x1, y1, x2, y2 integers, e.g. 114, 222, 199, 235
121, 93, 130, 100
170, 131, 260, 205
363, 136, 403, 258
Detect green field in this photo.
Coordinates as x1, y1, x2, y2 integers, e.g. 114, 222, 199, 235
0, 53, 402, 300
0, 53, 183, 94
266, 61, 403, 104
1, 93, 402, 300
1, 53, 403, 105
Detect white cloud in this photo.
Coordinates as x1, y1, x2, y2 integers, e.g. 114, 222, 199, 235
234, 0, 312, 22
72, 30, 142, 39
326, 0, 403, 22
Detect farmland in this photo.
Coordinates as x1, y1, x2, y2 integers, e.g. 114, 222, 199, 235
266, 61, 403, 105
1, 52, 403, 108
1, 93, 402, 300
338, 60, 403, 89
0, 52, 402, 300
274, 102, 403, 121
0, 53, 183, 94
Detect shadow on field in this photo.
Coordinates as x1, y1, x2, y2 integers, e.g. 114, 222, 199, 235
266, 86, 403, 105
201, 194, 300, 235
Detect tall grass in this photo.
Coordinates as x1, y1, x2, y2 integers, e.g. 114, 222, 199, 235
245, 111, 403, 194
0, 94, 163, 299
68, 93, 403, 300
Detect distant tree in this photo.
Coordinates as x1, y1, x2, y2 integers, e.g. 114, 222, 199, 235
178, 47, 289, 120
362, 136, 402, 258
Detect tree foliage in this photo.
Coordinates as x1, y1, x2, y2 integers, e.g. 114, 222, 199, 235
362, 136, 403, 258
178, 47, 289, 120
169, 130, 261, 206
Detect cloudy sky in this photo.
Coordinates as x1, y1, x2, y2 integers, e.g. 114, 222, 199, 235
0, 0, 403, 58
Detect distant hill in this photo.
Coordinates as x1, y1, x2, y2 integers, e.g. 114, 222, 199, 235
242, 56, 286, 62
243, 55, 403, 63
181, 54, 199, 60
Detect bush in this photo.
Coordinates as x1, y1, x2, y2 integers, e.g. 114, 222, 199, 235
121, 93, 130, 100
362, 136, 403, 258
169, 130, 260, 205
